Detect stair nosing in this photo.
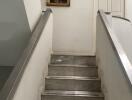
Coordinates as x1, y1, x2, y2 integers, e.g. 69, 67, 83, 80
49, 64, 97, 68
46, 76, 100, 80
42, 90, 104, 97
51, 55, 96, 57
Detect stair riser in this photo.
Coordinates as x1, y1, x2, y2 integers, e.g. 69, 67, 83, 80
42, 95, 104, 100
45, 79, 101, 91
51, 55, 96, 65
48, 66, 98, 77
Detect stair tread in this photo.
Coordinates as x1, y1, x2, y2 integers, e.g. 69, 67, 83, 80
43, 90, 104, 97
46, 76, 100, 80
49, 64, 97, 68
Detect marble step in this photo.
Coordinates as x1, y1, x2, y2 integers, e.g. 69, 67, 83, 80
42, 90, 104, 100
48, 64, 98, 77
51, 55, 96, 65
45, 76, 101, 92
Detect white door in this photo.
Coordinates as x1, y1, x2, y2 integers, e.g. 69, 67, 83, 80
98, 0, 125, 17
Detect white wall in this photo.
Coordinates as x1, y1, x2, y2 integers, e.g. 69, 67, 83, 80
46, 0, 96, 56
12, 14, 53, 100
125, 0, 132, 21
96, 15, 132, 100
41, 0, 124, 56
41, 0, 46, 10
23, 0, 42, 31
112, 17, 132, 68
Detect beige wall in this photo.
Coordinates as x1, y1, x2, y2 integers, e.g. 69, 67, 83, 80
23, 0, 42, 31
12, 14, 53, 100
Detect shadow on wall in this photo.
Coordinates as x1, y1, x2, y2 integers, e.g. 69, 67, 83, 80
0, 0, 31, 66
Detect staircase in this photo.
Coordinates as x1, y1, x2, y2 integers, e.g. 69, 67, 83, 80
41, 55, 104, 100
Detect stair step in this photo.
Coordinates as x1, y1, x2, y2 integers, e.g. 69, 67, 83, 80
46, 76, 99, 80
43, 90, 104, 96
42, 90, 104, 100
48, 64, 98, 77
51, 55, 96, 65
45, 76, 101, 91
49, 64, 97, 68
